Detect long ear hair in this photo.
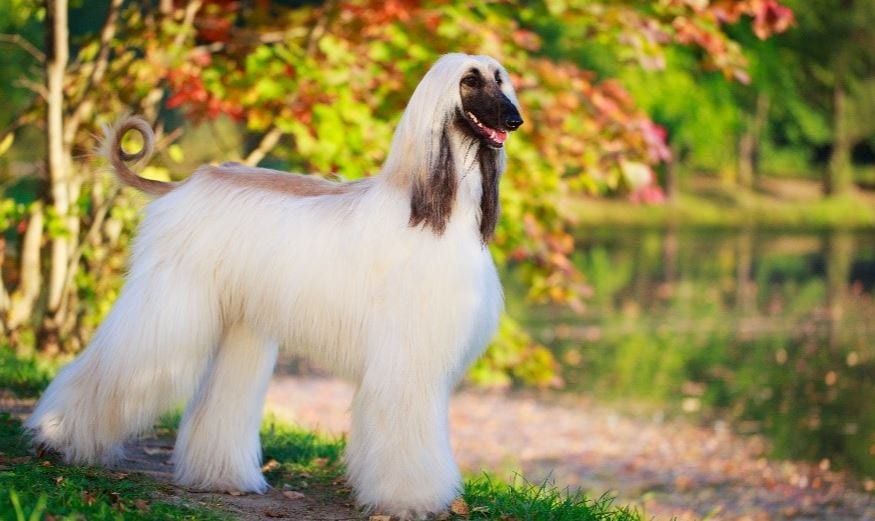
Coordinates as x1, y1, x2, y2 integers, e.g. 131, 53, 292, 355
382, 53, 472, 234
408, 127, 457, 234
477, 145, 504, 243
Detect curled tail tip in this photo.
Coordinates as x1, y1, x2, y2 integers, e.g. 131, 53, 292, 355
101, 115, 173, 197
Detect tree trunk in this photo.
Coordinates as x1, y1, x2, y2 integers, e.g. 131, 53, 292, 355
825, 231, 853, 350
7, 206, 45, 330
0, 237, 8, 321
664, 146, 679, 202
44, 0, 74, 347
737, 92, 770, 190
735, 229, 754, 315
825, 83, 854, 196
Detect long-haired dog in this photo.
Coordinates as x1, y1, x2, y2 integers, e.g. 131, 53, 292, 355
26, 53, 523, 518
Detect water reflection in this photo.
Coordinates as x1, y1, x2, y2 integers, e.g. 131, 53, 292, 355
515, 229, 875, 479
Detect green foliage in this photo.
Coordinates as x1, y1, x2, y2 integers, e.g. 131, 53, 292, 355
622, 50, 741, 176
469, 315, 560, 388
0, 347, 53, 397
459, 474, 642, 521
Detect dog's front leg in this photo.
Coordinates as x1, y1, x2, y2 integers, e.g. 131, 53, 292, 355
345, 365, 460, 520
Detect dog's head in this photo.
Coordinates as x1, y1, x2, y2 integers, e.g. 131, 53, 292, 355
457, 61, 523, 149
393, 54, 523, 242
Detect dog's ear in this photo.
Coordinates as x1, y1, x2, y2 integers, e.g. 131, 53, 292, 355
478, 146, 500, 243
409, 128, 457, 235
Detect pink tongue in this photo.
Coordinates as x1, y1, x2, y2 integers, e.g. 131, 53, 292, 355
493, 130, 508, 143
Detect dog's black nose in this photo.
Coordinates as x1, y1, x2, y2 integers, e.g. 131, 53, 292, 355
504, 114, 523, 130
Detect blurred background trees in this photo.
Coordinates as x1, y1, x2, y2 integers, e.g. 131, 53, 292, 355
1, 0, 872, 385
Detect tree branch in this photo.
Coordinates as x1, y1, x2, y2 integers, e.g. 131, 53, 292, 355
64, 0, 124, 147
173, 0, 203, 50
243, 126, 283, 166
57, 185, 120, 320
0, 107, 40, 147
15, 77, 48, 100
0, 33, 45, 62
306, 0, 338, 55
0, 238, 9, 318
241, 4, 336, 167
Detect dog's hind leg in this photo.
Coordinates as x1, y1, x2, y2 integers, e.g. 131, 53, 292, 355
25, 272, 220, 464
173, 323, 278, 493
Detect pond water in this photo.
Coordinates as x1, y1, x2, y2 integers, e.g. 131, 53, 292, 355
512, 228, 875, 479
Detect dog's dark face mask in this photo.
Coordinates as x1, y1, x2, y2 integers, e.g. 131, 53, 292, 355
457, 68, 523, 149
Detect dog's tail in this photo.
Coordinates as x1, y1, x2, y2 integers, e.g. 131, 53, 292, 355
101, 116, 176, 196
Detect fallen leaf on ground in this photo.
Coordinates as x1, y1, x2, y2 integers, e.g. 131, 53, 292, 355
142, 446, 172, 455
282, 490, 306, 500
134, 499, 150, 512
451, 498, 470, 516
675, 475, 693, 491
368, 516, 391, 521
262, 459, 280, 472
228, 490, 246, 496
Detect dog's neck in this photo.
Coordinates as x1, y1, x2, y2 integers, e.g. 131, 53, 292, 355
451, 131, 501, 243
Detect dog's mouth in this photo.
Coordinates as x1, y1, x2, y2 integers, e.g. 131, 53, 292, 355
464, 111, 509, 149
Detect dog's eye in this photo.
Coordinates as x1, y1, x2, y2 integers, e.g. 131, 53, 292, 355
461, 75, 482, 88
494, 71, 503, 85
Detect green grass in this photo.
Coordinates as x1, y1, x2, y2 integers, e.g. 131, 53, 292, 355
0, 348, 53, 398
460, 474, 642, 521
0, 413, 227, 521
566, 182, 875, 230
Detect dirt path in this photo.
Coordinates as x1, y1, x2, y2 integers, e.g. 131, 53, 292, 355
119, 433, 362, 520
266, 375, 875, 521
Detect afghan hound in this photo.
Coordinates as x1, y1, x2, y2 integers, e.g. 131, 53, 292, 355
26, 53, 523, 518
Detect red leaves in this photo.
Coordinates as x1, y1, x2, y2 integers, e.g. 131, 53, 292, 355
511, 29, 541, 52
195, 0, 240, 43
663, 0, 793, 80
751, 0, 795, 39
165, 61, 244, 121
639, 120, 672, 164
340, 0, 421, 26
